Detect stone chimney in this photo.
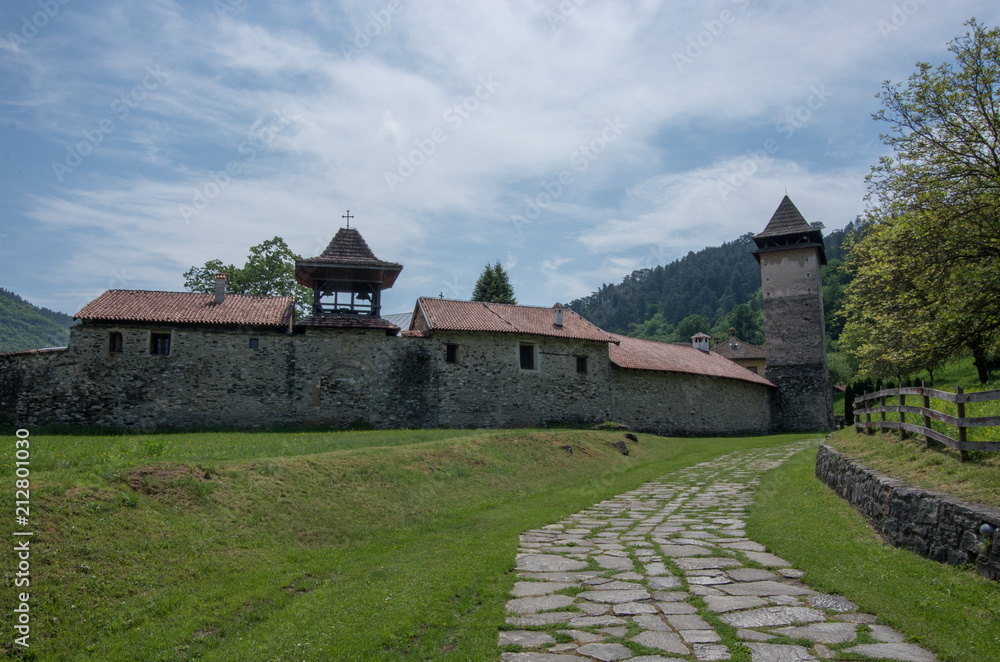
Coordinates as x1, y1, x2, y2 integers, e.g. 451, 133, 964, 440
692, 332, 710, 352
214, 273, 228, 304
729, 327, 738, 350
553, 303, 564, 327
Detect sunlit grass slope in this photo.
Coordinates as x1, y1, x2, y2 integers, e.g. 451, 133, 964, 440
0, 428, 811, 661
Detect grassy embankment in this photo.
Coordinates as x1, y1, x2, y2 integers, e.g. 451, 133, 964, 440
749, 436, 1000, 662
0, 427, 811, 661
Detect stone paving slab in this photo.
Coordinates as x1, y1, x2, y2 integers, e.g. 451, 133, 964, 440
843, 643, 937, 662
500, 441, 939, 662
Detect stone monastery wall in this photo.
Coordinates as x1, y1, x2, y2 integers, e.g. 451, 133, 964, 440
0, 323, 771, 435
611, 368, 771, 437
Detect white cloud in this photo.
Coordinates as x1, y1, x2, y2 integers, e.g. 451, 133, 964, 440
3, 0, 999, 313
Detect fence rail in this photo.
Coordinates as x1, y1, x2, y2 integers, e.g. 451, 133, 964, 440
854, 383, 1000, 461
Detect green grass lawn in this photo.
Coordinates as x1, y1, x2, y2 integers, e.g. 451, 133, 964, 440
0, 428, 813, 661
748, 445, 1000, 662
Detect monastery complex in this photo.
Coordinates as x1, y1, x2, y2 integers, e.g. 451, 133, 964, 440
0, 197, 833, 434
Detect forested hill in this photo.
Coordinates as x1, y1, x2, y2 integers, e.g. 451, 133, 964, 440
568, 234, 762, 334
0, 289, 74, 352
567, 224, 857, 339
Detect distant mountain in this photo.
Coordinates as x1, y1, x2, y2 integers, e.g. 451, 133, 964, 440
567, 223, 859, 342
568, 233, 763, 335
0, 289, 74, 352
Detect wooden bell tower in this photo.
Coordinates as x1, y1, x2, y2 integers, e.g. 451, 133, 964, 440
295, 216, 402, 319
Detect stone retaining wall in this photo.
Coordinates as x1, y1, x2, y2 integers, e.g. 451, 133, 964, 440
815, 443, 1000, 580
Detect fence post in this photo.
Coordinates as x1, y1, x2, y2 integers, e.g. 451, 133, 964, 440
957, 385, 968, 463
881, 391, 887, 432
900, 389, 907, 441
856, 391, 864, 434
922, 380, 932, 448
866, 391, 874, 435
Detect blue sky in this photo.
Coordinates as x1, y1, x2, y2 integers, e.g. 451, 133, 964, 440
2, 0, 997, 317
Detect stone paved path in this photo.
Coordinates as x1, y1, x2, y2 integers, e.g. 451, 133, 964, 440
499, 441, 937, 662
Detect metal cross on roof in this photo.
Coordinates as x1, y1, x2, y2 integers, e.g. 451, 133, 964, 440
342, 210, 354, 228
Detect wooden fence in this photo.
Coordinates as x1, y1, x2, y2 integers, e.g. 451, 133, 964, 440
854, 383, 1000, 462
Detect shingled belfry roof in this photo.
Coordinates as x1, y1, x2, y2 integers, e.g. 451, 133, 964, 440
295, 227, 403, 290
752, 195, 826, 264
310, 227, 402, 268
74, 290, 294, 327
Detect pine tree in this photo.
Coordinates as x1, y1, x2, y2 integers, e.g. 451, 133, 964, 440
471, 261, 516, 304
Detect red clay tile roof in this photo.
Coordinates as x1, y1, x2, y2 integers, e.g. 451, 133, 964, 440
414, 298, 616, 343
609, 334, 774, 387
712, 337, 767, 361
296, 316, 399, 330
0, 347, 67, 358
74, 290, 293, 327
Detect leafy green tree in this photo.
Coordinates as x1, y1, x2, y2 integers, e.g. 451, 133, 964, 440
675, 314, 712, 342
627, 312, 675, 342
184, 237, 313, 317
723, 302, 764, 346
471, 261, 516, 304
826, 351, 856, 386
843, 19, 1000, 383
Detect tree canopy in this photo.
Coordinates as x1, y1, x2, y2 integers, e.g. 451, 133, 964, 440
183, 237, 313, 317
842, 19, 1000, 383
471, 261, 517, 304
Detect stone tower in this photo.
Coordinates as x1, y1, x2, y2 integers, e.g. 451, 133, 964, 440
752, 196, 834, 432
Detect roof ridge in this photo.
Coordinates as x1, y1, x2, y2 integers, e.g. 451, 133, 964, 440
480, 301, 519, 332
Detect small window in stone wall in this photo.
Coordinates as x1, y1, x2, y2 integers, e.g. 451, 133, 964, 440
150, 333, 171, 356
109, 332, 123, 353
519, 343, 535, 370
249, 338, 259, 349
576, 356, 587, 373
446, 344, 458, 364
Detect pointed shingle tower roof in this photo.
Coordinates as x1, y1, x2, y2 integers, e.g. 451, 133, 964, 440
295, 227, 402, 290
311, 228, 402, 268
752, 196, 826, 264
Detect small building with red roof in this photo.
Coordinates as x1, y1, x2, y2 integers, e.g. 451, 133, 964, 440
711, 328, 767, 375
